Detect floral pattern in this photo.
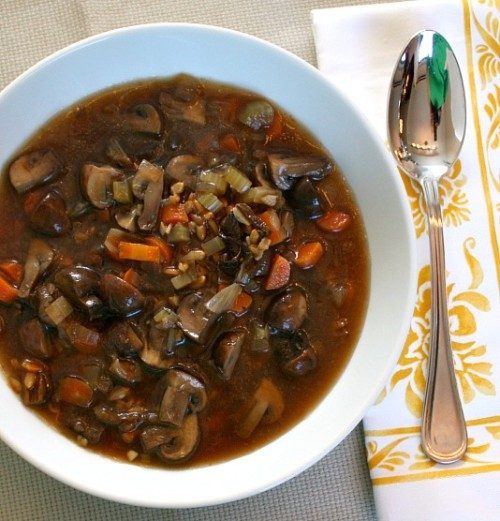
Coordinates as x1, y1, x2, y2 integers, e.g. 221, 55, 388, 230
400, 160, 470, 238
379, 238, 494, 417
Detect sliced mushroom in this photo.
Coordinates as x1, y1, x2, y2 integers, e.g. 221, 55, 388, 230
20, 359, 52, 406
81, 164, 123, 209
123, 104, 162, 135
248, 319, 270, 353
254, 162, 273, 188
9, 150, 62, 193
138, 321, 174, 370
131, 160, 164, 231
104, 321, 143, 357
101, 273, 144, 317
212, 328, 246, 380
57, 375, 94, 408
157, 414, 200, 462
115, 204, 142, 232
108, 356, 143, 385
219, 212, 241, 240
18, 239, 54, 298
93, 402, 156, 426
140, 425, 173, 452
62, 407, 105, 444
165, 154, 202, 189
268, 154, 331, 191
177, 291, 215, 342
154, 369, 207, 427
266, 286, 308, 332
54, 267, 105, 320
106, 137, 132, 167
23, 189, 70, 236
274, 330, 317, 377
288, 177, 324, 219
200, 311, 236, 350
33, 283, 61, 326
57, 318, 102, 355
237, 378, 284, 438
160, 92, 206, 125
19, 318, 54, 359
232, 203, 268, 235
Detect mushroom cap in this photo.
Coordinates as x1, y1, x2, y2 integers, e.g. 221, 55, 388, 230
154, 369, 207, 427
24, 189, 70, 237
156, 413, 200, 462
266, 285, 308, 332
18, 239, 54, 298
101, 273, 145, 317
165, 154, 202, 189
131, 161, 164, 231
123, 104, 162, 135
81, 164, 123, 209
164, 369, 207, 414
9, 150, 61, 194
177, 291, 215, 342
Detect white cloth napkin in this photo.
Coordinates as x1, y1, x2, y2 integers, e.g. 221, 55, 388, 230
312, 1, 500, 520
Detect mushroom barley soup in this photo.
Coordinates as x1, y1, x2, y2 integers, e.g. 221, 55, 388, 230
0, 75, 368, 466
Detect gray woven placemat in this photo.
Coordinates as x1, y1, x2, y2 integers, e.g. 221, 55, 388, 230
0, 1, 393, 519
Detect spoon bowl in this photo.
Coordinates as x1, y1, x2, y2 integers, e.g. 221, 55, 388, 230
388, 30, 468, 464
389, 30, 466, 180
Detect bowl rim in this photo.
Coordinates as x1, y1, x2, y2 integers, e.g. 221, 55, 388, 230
0, 22, 417, 508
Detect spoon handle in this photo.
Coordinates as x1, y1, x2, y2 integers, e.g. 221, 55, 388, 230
420, 177, 467, 463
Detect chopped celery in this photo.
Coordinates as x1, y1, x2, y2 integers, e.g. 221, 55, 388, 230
168, 223, 190, 243
201, 236, 225, 256
239, 186, 281, 206
112, 180, 133, 204
197, 170, 228, 195
223, 165, 252, 194
45, 296, 73, 325
171, 270, 196, 290
197, 193, 223, 213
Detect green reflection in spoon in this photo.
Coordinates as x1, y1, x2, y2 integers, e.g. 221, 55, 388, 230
429, 33, 449, 111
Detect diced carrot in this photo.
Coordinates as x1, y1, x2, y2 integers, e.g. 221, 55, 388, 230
264, 254, 291, 290
122, 268, 140, 287
144, 236, 173, 264
316, 210, 352, 233
96, 208, 111, 222
295, 241, 324, 269
118, 242, 160, 263
259, 210, 285, 245
265, 111, 283, 144
219, 134, 241, 153
161, 203, 189, 225
232, 291, 253, 315
225, 97, 240, 121
0, 260, 23, 285
0, 276, 18, 303
58, 376, 93, 407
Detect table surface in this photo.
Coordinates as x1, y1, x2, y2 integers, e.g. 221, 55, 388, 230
0, 1, 396, 519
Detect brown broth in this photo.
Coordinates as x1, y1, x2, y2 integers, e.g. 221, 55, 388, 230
0, 76, 369, 467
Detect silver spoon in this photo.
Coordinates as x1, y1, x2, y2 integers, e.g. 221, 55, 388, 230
388, 30, 467, 463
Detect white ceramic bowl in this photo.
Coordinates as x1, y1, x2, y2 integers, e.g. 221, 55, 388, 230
0, 24, 416, 507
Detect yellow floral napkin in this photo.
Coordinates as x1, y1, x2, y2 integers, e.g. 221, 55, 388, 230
312, 0, 499, 519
